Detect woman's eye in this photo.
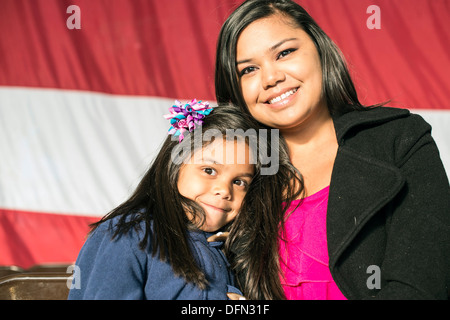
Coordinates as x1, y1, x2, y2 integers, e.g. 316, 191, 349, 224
239, 66, 256, 77
278, 48, 296, 59
203, 167, 217, 176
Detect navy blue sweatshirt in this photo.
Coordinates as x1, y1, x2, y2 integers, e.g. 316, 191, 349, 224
68, 216, 241, 299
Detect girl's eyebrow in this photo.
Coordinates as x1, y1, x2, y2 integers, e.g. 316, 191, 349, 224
201, 157, 254, 176
201, 158, 221, 165
239, 172, 255, 179
236, 37, 298, 65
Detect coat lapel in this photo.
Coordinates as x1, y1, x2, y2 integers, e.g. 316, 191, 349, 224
327, 146, 405, 268
327, 107, 409, 268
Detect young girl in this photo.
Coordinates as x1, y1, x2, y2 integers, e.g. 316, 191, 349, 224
68, 100, 301, 299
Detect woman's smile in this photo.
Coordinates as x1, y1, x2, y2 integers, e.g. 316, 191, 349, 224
263, 87, 300, 110
237, 14, 327, 131
266, 87, 298, 105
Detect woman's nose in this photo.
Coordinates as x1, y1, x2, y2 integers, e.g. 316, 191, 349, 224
261, 63, 285, 89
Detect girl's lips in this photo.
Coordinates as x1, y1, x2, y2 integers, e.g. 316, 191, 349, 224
201, 202, 230, 213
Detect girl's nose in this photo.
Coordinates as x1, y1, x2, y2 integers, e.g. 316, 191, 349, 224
212, 180, 232, 200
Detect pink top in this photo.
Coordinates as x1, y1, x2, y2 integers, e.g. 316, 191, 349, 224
279, 186, 347, 300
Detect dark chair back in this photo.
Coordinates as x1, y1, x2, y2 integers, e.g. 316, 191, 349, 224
0, 272, 71, 300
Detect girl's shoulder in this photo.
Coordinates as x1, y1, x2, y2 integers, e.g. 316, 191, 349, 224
69, 211, 151, 299
90, 210, 152, 252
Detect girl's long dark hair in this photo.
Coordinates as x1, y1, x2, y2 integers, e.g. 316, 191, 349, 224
90, 103, 303, 292
224, 132, 302, 300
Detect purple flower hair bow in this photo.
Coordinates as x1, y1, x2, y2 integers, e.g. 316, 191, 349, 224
163, 99, 213, 142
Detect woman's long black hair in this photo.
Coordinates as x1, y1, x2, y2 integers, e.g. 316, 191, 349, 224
215, 0, 387, 117
214, 0, 390, 299
89, 103, 303, 291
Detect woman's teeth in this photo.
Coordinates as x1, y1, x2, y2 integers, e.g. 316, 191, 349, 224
268, 88, 298, 104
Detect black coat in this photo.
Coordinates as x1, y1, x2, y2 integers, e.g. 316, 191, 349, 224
328, 106, 450, 299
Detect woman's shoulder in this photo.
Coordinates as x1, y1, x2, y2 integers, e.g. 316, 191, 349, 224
336, 106, 430, 138
336, 106, 434, 163
366, 106, 429, 126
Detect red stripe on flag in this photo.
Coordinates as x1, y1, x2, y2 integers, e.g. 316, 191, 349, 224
0, 0, 449, 108
0, 208, 97, 268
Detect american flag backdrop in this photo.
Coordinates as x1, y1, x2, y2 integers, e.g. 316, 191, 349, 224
0, 0, 449, 268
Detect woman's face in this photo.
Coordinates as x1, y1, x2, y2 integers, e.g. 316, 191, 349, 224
236, 14, 327, 132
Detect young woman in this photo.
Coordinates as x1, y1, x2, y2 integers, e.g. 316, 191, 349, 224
215, 0, 450, 300
68, 101, 301, 299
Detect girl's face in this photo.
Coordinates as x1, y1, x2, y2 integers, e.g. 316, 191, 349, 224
177, 138, 255, 232
236, 14, 327, 132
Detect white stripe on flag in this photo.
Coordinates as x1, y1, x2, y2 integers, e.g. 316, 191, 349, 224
0, 87, 176, 216
0, 87, 448, 218
411, 109, 450, 180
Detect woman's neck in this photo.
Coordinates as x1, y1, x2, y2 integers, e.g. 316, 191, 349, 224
281, 104, 334, 146
281, 107, 338, 197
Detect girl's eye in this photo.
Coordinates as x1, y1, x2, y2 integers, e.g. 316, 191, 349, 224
203, 167, 217, 176
233, 179, 249, 189
277, 48, 296, 59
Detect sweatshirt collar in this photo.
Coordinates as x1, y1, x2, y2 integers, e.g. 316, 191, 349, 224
188, 229, 225, 247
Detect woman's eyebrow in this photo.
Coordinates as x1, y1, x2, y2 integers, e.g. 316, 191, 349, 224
236, 37, 298, 65
268, 37, 297, 52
